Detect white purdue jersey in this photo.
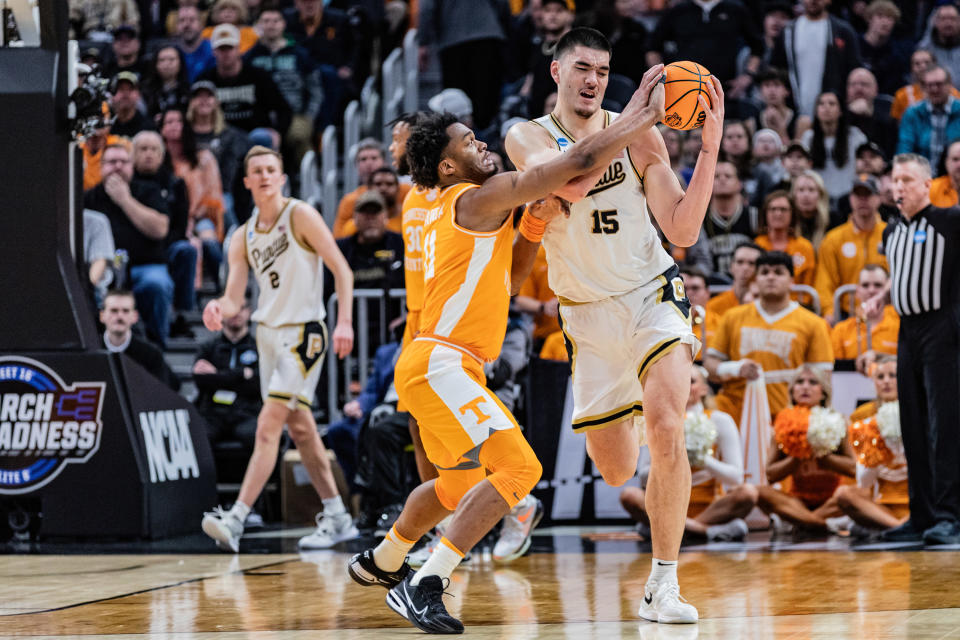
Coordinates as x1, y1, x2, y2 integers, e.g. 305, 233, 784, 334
245, 198, 326, 327
532, 111, 674, 302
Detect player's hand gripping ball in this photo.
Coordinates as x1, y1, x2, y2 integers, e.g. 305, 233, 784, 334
661, 61, 713, 131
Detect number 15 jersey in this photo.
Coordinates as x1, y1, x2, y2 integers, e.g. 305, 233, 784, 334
245, 197, 326, 328
532, 111, 673, 302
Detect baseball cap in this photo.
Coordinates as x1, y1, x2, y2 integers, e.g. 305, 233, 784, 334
428, 88, 473, 121
113, 24, 138, 38
113, 71, 140, 89
355, 190, 387, 213
190, 80, 217, 96
851, 174, 879, 194
542, 0, 575, 10
856, 141, 887, 161
211, 23, 241, 49
784, 141, 811, 159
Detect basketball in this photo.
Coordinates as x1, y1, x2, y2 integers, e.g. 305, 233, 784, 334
661, 61, 712, 131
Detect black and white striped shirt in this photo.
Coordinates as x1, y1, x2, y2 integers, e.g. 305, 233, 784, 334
881, 205, 960, 316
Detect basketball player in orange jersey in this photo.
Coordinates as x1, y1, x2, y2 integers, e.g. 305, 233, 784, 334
505, 28, 724, 623
347, 72, 667, 633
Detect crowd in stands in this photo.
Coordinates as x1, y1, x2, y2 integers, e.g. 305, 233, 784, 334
73, 0, 957, 540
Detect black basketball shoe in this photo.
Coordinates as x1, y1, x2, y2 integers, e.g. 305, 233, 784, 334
347, 549, 411, 589
386, 573, 464, 634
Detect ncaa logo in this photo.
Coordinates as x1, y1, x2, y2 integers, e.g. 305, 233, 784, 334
557, 137, 570, 151
0, 357, 105, 494
913, 230, 927, 243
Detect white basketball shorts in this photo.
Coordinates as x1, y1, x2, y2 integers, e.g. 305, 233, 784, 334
257, 321, 328, 411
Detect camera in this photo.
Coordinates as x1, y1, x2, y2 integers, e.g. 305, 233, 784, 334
69, 64, 113, 140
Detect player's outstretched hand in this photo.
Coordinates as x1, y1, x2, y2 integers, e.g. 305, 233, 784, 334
333, 322, 354, 359
203, 299, 223, 331
699, 75, 725, 151
527, 195, 570, 223
623, 64, 664, 127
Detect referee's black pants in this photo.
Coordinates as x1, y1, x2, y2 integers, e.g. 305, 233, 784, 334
898, 310, 960, 529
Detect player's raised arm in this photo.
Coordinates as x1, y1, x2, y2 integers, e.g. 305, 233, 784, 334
291, 202, 355, 358
634, 75, 724, 247
203, 225, 249, 331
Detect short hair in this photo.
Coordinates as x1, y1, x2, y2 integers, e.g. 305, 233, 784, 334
756, 67, 788, 87
860, 263, 889, 279
924, 64, 952, 84
104, 140, 132, 155
356, 137, 385, 159
874, 353, 897, 366
104, 288, 136, 305
733, 241, 764, 257
893, 152, 932, 179
680, 265, 709, 283
388, 111, 425, 129
553, 27, 611, 61
406, 111, 460, 189
756, 250, 794, 276
368, 166, 398, 185
244, 145, 283, 174
865, 0, 901, 21
132, 130, 164, 151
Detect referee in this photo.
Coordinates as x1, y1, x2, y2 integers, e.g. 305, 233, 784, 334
864, 153, 960, 545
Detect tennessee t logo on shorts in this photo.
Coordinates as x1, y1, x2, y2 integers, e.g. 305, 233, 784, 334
459, 397, 492, 424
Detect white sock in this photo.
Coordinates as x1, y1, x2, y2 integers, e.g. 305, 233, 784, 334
322, 495, 347, 516
229, 501, 250, 522
373, 524, 417, 572
648, 558, 678, 586
411, 537, 464, 586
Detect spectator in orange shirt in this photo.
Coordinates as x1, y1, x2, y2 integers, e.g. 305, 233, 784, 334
754, 190, 816, 287
705, 242, 762, 321
891, 48, 960, 121
929, 139, 960, 208
82, 124, 126, 191
814, 174, 888, 323
336, 167, 405, 238
333, 139, 412, 237
831, 264, 899, 361
515, 245, 559, 351
201, 0, 260, 54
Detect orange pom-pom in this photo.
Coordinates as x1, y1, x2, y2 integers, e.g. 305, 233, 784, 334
848, 417, 894, 468
774, 406, 814, 460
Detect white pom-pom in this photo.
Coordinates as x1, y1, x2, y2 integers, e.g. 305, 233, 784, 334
806, 406, 846, 458
684, 410, 717, 468
876, 401, 902, 457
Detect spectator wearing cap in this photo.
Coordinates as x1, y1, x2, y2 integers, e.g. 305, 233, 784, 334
110, 72, 156, 139
897, 66, 960, 167
769, 0, 862, 119
337, 167, 404, 238
516, 0, 572, 121
757, 67, 800, 145
103, 24, 149, 80
175, 4, 215, 83
198, 24, 292, 135
781, 142, 813, 187
427, 88, 474, 128
333, 139, 412, 238
857, 0, 911, 97
201, 0, 259, 55
83, 143, 175, 346
244, 7, 323, 166
891, 49, 960, 122
68, 0, 139, 41
751, 128, 787, 206
324, 189, 406, 354
187, 80, 249, 209
846, 67, 898, 158
830, 264, 899, 360
918, 5, 960, 90
142, 45, 191, 118
929, 139, 960, 208
856, 142, 888, 177
814, 174, 888, 323
418, 0, 509, 130
647, 0, 763, 100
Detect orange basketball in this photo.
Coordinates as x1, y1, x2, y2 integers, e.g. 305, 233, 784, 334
661, 61, 712, 131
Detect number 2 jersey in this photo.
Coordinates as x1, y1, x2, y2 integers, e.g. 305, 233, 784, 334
244, 197, 326, 328
532, 111, 674, 302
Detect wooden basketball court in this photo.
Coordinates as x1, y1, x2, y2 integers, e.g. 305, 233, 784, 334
2, 530, 960, 639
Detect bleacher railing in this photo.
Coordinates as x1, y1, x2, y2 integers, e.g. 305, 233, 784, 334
325, 288, 407, 422
381, 48, 404, 149
834, 284, 858, 320
402, 29, 419, 113
320, 125, 338, 228
342, 100, 362, 194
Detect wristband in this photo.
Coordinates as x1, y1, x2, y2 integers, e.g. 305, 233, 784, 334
518, 210, 547, 243
716, 360, 744, 379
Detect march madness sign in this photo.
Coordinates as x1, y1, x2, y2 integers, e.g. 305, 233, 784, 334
0, 356, 105, 494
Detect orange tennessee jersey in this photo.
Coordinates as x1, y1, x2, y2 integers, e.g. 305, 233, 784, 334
708, 301, 834, 423
417, 183, 514, 362
401, 186, 438, 313
831, 305, 900, 359
706, 289, 742, 320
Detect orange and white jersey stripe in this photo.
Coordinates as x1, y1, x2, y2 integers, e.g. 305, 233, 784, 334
401, 185, 438, 313
417, 182, 514, 362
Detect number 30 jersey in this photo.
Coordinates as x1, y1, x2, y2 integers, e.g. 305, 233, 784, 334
245, 197, 326, 328
532, 111, 674, 303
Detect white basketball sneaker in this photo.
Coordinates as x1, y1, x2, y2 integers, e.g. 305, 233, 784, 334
638, 581, 699, 624
493, 494, 544, 563
298, 512, 359, 550
202, 506, 244, 553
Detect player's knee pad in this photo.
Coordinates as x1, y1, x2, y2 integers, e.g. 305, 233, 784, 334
480, 428, 543, 509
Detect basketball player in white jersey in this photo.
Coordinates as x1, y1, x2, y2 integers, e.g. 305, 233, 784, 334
200, 146, 357, 552
505, 28, 724, 623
